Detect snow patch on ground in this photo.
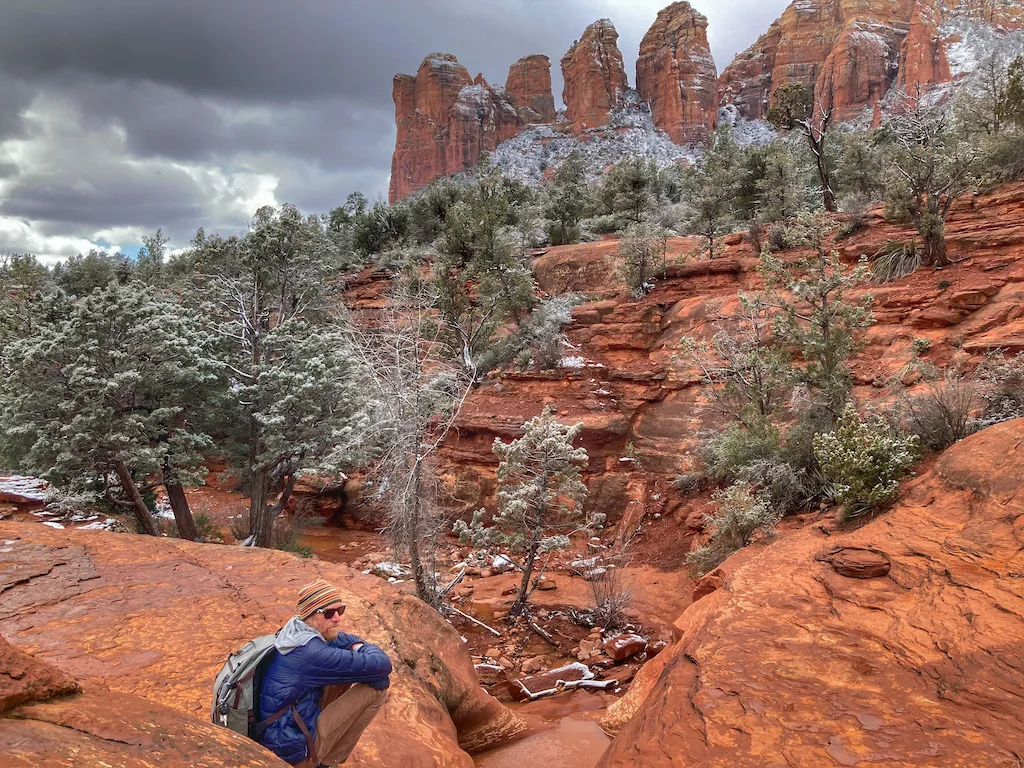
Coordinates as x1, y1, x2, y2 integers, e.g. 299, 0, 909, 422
0, 475, 49, 502
717, 105, 776, 148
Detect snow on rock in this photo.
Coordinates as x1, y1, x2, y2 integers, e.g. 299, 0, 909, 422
0, 475, 50, 503
371, 561, 414, 580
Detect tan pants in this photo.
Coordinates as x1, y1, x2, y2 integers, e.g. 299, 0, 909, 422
301, 683, 388, 767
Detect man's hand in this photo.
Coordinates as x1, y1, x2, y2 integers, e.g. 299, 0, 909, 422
349, 642, 364, 652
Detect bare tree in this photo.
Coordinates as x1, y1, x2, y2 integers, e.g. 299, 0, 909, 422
767, 81, 838, 212
347, 282, 472, 608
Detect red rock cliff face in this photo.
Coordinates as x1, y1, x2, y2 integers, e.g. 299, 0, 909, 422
505, 54, 557, 124
718, 0, 916, 121
561, 19, 630, 130
636, 2, 718, 144
389, 53, 554, 202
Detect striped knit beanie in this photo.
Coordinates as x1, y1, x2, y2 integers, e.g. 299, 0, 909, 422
297, 579, 344, 620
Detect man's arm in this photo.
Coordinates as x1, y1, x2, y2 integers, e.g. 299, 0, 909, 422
294, 638, 392, 688
329, 631, 365, 650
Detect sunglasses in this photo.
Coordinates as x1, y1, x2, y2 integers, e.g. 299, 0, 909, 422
317, 606, 345, 620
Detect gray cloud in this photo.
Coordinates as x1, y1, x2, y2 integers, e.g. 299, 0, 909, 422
0, 0, 789, 259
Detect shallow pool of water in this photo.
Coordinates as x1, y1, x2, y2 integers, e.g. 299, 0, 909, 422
472, 716, 610, 768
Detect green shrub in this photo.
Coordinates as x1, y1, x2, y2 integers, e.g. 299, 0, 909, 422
813, 404, 919, 520
700, 423, 783, 482
872, 240, 922, 283
685, 483, 781, 577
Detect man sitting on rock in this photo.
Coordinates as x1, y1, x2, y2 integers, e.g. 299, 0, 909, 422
260, 579, 392, 767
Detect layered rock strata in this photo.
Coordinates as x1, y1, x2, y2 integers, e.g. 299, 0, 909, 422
598, 417, 1024, 766
0, 524, 527, 766
561, 19, 630, 130
636, 1, 718, 144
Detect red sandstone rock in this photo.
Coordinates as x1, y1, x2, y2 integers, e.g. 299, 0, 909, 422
691, 570, 724, 600
389, 53, 530, 202
0, 638, 79, 713
599, 418, 1024, 766
818, 546, 892, 578
505, 54, 557, 124
561, 19, 629, 130
0, 524, 527, 765
636, 2, 717, 144
605, 633, 647, 661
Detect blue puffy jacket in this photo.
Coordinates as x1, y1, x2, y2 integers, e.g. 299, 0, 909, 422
259, 617, 392, 765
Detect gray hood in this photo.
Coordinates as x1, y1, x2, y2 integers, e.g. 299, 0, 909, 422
275, 616, 323, 654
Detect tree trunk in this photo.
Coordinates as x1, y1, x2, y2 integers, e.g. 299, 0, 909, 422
248, 466, 272, 547
921, 210, 950, 267
165, 477, 199, 541
511, 543, 539, 617
407, 459, 438, 608
808, 134, 838, 213
113, 459, 159, 536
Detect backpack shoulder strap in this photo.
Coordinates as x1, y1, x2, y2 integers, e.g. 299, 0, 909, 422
292, 705, 318, 765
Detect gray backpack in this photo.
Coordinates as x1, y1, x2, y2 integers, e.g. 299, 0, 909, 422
211, 634, 282, 738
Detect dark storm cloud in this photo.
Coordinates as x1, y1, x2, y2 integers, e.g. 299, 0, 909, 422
0, 0, 789, 259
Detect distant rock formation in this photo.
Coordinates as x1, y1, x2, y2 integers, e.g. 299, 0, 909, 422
506, 54, 557, 124
561, 19, 630, 131
717, 0, 1024, 122
636, 1, 718, 145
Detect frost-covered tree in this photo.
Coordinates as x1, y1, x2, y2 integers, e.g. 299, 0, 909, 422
0, 282, 221, 538
617, 221, 668, 298
0, 253, 51, 352
756, 141, 808, 224
52, 250, 133, 296
998, 55, 1024, 130
767, 82, 838, 212
454, 406, 598, 617
346, 282, 470, 607
882, 89, 979, 267
136, 228, 169, 285
682, 127, 740, 259
836, 131, 885, 210
760, 212, 873, 423
186, 204, 367, 547
685, 483, 781, 576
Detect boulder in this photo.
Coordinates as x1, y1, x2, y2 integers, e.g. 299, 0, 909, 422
599, 419, 1024, 766
561, 19, 629, 130
0, 523, 527, 765
636, 2, 717, 144
818, 546, 892, 579
605, 633, 647, 662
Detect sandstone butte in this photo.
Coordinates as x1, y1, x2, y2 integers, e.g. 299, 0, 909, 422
636, 1, 718, 145
561, 18, 631, 132
0, 526, 527, 767
597, 416, 1024, 766
505, 54, 557, 125
718, 0, 1024, 122
425, 183, 1024, 528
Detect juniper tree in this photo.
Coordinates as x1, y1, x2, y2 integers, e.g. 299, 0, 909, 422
603, 157, 659, 224
455, 406, 599, 617
186, 204, 367, 547
756, 141, 807, 224
0, 253, 51, 353
882, 88, 979, 267
0, 282, 221, 538
682, 127, 740, 259
999, 55, 1024, 129
766, 82, 838, 212
760, 212, 873, 425
544, 150, 589, 245
617, 221, 669, 298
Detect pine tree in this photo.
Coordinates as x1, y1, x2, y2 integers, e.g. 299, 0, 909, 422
454, 406, 599, 617
760, 212, 874, 424
997, 55, 1024, 130
0, 282, 221, 537
682, 127, 740, 259
186, 204, 367, 547
544, 151, 589, 245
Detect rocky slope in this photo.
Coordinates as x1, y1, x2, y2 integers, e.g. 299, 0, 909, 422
432, 183, 1024, 525
1, 636, 286, 767
597, 416, 1024, 767
636, 2, 718, 145
0, 524, 527, 766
